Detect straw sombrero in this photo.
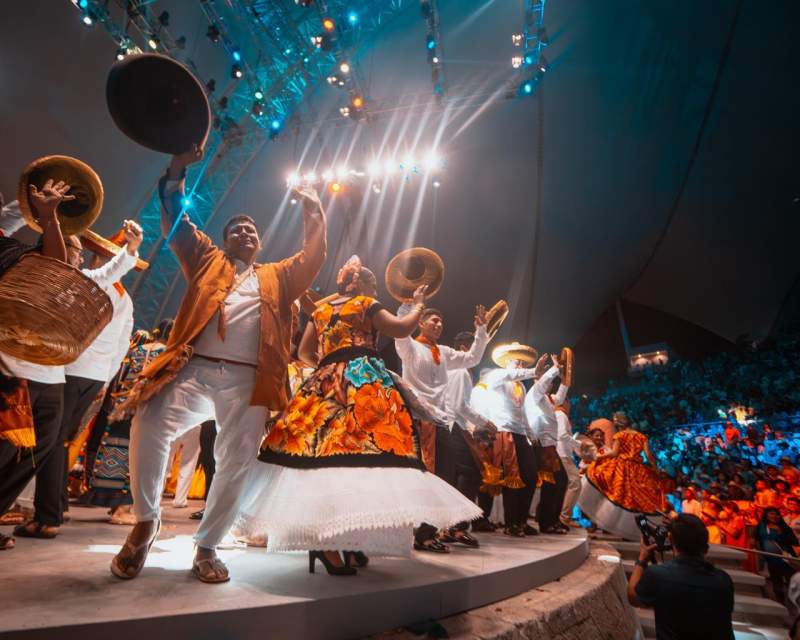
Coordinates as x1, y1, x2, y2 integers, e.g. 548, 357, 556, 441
385, 247, 444, 303
491, 341, 537, 368
486, 300, 509, 339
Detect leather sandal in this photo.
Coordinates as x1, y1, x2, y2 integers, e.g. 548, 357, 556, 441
13, 521, 58, 539
452, 531, 480, 548
110, 520, 161, 580
192, 556, 231, 583
0, 532, 15, 550
414, 538, 451, 553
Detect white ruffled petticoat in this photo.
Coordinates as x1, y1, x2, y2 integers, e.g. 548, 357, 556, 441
235, 463, 483, 557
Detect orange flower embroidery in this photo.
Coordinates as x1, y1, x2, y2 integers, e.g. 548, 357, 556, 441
316, 411, 371, 456
353, 383, 415, 456
265, 393, 333, 456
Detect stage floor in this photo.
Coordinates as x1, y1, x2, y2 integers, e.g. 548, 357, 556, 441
1, 500, 588, 640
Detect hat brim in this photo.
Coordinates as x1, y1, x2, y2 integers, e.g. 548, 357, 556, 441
80, 229, 149, 271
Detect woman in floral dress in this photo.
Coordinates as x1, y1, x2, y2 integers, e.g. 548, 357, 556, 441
237, 256, 481, 574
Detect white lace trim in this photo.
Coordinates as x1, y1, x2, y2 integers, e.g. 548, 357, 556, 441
235, 464, 482, 552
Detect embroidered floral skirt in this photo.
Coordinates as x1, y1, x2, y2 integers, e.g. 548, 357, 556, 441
237, 347, 481, 555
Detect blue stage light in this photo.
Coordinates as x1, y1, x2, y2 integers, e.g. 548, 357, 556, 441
426, 36, 436, 50
182, 197, 192, 208
348, 11, 358, 25
254, 89, 264, 100
523, 82, 533, 94
79, 0, 88, 8
232, 49, 242, 62
271, 119, 281, 130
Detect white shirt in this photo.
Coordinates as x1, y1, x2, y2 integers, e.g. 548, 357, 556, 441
192, 260, 260, 365
479, 367, 537, 435
555, 410, 578, 458
524, 365, 565, 446
395, 324, 488, 428
445, 368, 488, 432
2, 244, 139, 384
0, 200, 25, 236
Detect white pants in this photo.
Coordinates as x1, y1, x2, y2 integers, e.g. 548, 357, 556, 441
130, 358, 268, 549
168, 425, 202, 507
560, 456, 581, 523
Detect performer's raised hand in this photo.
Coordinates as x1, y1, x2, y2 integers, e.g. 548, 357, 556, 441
291, 184, 323, 216
169, 143, 204, 175
122, 219, 144, 255
412, 284, 428, 306
533, 353, 549, 379
474, 304, 487, 329
29, 179, 75, 222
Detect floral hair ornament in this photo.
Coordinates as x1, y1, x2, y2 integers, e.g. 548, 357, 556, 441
337, 254, 362, 293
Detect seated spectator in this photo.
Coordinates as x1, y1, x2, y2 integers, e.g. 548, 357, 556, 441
627, 514, 734, 640
681, 486, 702, 517
756, 507, 799, 604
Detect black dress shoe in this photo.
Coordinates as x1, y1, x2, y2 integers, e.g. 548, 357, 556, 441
471, 519, 496, 533
523, 524, 539, 536
189, 509, 204, 520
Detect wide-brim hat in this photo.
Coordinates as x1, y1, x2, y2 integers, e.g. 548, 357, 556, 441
385, 247, 444, 303
80, 228, 149, 271
486, 300, 509, 339
491, 341, 537, 368
106, 54, 211, 155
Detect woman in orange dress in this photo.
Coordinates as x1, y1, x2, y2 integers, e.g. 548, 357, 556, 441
236, 257, 480, 574
578, 412, 663, 540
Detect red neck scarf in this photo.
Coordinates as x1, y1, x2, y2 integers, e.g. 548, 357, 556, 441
415, 335, 441, 365
113, 282, 125, 297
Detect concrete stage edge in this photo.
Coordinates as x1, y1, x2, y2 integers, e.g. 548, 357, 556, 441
1, 503, 588, 640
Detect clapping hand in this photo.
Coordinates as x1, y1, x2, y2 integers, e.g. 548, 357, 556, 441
122, 219, 144, 255
533, 353, 549, 379
29, 179, 74, 223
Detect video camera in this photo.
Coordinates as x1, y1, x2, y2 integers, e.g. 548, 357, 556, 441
635, 514, 672, 561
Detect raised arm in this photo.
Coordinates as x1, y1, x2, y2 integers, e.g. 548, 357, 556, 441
28, 180, 72, 262
483, 366, 537, 388
372, 285, 428, 339
276, 186, 327, 303
441, 305, 489, 370
160, 146, 214, 274
82, 221, 142, 288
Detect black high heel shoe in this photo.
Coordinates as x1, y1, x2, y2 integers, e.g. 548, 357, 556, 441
308, 551, 357, 576
344, 550, 369, 568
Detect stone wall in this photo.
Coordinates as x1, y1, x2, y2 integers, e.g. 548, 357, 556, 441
372, 543, 641, 640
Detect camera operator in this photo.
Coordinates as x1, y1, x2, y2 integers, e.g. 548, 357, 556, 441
627, 514, 734, 640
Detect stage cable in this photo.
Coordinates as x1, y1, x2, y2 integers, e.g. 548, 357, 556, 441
625, 0, 744, 294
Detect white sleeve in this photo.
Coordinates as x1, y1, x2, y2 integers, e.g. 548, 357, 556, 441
441, 325, 489, 371
483, 366, 537, 388
552, 383, 569, 407
449, 372, 487, 430
394, 336, 414, 362
0, 200, 26, 236
81, 249, 138, 289
108, 305, 134, 384
532, 364, 560, 397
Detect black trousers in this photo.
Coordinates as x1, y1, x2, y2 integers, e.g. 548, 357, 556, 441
536, 455, 568, 531
502, 433, 539, 528
0, 381, 64, 518
34, 375, 104, 525
198, 420, 217, 499
416, 425, 482, 541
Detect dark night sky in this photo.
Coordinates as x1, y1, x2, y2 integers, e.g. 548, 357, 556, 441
1, 0, 798, 355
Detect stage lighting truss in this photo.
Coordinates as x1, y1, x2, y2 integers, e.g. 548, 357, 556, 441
512, 0, 549, 97
70, 0, 410, 329
285, 150, 445, 191
420, 0, 445, 103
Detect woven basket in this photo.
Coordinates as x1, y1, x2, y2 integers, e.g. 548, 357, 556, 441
0, 253, 113, 365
